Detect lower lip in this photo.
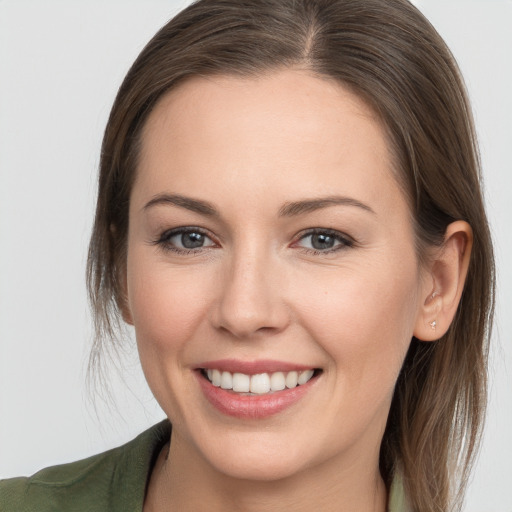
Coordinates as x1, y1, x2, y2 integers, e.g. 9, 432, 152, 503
196, 371, 318, 419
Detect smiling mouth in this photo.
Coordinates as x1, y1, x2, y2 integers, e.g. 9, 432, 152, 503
199, 368, 322, 395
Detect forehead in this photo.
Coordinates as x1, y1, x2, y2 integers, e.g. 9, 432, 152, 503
141, 69, 384, 158
135, 69, 405, 220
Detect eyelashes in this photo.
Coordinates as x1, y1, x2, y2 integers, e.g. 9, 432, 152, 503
292, 228, 354, 254
152, 226, 354, 256
152, 227, 217, 255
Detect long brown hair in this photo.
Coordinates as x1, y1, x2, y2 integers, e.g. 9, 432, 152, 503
87, 0, 495, 509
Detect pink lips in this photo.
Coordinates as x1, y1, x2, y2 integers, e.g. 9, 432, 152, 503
197, 359, 315, 374
195, 359, 319, 419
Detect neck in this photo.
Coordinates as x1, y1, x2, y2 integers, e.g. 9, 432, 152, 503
144, 431, 387, 512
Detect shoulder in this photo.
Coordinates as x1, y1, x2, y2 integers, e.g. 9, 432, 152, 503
0, 420, 171, 512
388, 472, 412, 512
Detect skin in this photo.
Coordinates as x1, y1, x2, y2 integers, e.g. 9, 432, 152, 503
122, 69, 472, 511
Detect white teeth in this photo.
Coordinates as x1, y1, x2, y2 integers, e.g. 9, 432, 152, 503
285, 371, 298, 389
204, 368, 316, 394
232, 372, 250, 392
220, 371, 233, 389
250, 373, 271, 394
298, 369, 314, 385
211, 369, 222, 387
270, 372, 286, 391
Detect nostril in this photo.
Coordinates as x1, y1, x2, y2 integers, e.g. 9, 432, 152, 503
214, 311, 289, 340
211, 262, 290, 338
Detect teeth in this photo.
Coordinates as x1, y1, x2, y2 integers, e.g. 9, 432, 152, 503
204, 368, 316, 394
220, 371, 233, 389
298, 369, 314, 385
285, 371, 298, 388
270, 372, 286, 391
211, 369, 222, 387
250, 373, 271, 394
232, 372, 250, 392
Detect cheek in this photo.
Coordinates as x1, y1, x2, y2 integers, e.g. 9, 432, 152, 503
126, 251, 213, 357
125, 249, 219, 424
290, 258, 420, 386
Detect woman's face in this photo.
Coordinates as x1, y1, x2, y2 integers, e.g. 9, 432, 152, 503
125, 69, 430, 481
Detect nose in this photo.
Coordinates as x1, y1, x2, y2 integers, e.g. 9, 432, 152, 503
211, 246, 290, 339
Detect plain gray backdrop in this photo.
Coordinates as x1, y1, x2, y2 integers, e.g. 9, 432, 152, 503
1, 1, 511, 510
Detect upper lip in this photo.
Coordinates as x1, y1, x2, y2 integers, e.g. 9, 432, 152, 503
196, 359, 318, 375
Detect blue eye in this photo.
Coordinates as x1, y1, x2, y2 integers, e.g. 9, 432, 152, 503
296, 229, 352, 253
157, 228, 216, 253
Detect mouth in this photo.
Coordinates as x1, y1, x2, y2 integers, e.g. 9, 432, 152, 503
195, 361, 322, 419
199, 368, 321, 395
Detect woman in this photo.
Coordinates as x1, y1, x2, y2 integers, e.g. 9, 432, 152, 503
0, 0, 495, 510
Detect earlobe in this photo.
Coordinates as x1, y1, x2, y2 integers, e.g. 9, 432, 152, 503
121, 300, 134, 325
111, 223, 134, 326
120, 284, 134, 324
117, 262, 134, 326
414, 221, 473, 342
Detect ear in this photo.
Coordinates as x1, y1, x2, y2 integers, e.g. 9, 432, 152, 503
111, 224, 134, 326
120, 293, 134, 326
118, 263, 134, 326
414, 220, 473, 341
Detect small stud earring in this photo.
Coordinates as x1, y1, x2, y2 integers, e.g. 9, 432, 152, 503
429, 320, 437, 330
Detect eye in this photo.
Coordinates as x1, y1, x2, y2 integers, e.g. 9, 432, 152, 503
294, 229, 353, 253
155, 227, 216, 253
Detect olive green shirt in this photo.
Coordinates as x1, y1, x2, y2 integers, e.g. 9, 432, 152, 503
0, 421, 409, 511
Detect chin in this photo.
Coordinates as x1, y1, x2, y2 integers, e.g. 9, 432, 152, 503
210, 452, 306, 482
194, 430, 319, 482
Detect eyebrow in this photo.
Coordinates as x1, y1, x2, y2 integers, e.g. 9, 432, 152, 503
278, 196, 375, 216
143, 194, 219, 217
142, 193, 375, 217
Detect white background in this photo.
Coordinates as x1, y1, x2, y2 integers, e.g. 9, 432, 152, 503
0, 1, 510, 510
